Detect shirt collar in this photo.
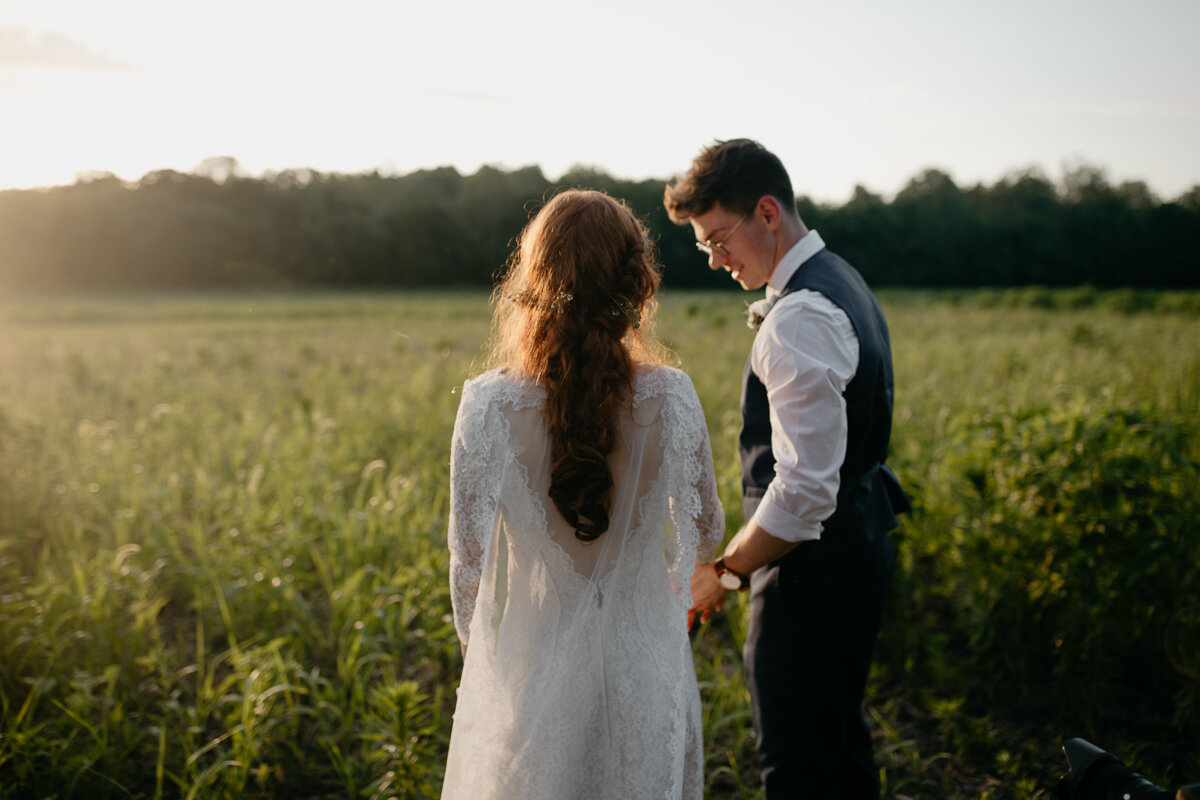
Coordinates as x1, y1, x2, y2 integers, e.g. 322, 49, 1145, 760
766, 230, 825, 298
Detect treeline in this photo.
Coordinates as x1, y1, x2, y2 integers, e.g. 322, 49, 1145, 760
1, 158, 1197, 291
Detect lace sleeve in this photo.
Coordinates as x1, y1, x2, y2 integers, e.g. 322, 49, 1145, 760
691, 422, 725, 562
447, 377, 503, 648
658, 369, 725, 601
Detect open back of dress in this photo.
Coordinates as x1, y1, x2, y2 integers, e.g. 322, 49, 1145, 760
442, 366, 723, 800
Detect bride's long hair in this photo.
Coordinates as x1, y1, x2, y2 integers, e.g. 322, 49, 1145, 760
485, 189, 670, 541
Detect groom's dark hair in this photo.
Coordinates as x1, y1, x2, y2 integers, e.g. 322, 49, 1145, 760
663, 138, 796, 223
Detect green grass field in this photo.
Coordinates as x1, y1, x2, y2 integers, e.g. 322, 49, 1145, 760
1, 289, 1198, 799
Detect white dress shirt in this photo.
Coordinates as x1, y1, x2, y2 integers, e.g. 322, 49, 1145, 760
749, 230, 860, 543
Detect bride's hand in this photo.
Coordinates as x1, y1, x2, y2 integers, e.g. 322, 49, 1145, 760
687, 562, 726, 629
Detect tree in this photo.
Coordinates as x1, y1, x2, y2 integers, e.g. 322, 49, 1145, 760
1, 161, 1197, 292
193, 156, 246, 184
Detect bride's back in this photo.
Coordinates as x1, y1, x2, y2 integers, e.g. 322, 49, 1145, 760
505, 376, 667, 583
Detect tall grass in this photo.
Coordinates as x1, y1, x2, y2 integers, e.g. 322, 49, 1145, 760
1, 289, 1197, 799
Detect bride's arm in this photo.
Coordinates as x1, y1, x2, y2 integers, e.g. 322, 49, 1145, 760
447, 382, 499, 654
665, 372, 725, 616
693, 417, 725, 561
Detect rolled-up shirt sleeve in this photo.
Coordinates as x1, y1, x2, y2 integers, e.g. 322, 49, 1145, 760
749, 290, 859, 542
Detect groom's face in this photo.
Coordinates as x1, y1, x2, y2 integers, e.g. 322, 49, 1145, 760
690, 202, 772, 291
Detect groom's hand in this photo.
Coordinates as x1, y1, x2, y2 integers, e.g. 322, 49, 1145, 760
687, 562, 726, 629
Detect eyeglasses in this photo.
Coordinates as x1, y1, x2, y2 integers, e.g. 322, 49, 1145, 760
695, 211, 752, 257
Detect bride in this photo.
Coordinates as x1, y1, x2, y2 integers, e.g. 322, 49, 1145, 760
441, 189, 724, 799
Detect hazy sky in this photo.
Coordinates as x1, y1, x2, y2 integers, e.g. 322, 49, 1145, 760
2, 0, 1198, 203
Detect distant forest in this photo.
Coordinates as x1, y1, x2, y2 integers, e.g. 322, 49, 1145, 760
1, 157, 1197, 291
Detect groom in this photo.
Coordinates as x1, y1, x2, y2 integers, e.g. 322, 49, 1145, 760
665, 139, 908, 799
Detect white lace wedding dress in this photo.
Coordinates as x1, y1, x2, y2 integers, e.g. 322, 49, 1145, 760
441, 365, 724, 800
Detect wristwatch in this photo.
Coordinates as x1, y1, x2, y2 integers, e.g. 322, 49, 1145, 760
714, 557, 750, 591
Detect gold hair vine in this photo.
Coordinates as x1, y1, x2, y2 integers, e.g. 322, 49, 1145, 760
506, 288, 572, 314
611, 297, 641, 329
507, 289, 637, 328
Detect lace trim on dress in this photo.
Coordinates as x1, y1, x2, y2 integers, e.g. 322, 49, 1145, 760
645, 368, 724, 602
447, 376, 506, 646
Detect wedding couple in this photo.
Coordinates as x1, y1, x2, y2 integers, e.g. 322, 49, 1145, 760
441, 139, 909, 800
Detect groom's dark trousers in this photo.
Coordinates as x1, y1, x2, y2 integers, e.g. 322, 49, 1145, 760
744, 535, 894, 798
739, 248, 907, 799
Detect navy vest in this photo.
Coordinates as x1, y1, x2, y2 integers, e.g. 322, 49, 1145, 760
740, 247, 909, 546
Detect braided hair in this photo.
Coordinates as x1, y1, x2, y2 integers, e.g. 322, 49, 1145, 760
486, 189, 669, 541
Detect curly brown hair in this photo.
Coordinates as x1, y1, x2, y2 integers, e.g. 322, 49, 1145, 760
663, 138, 796, 224
485, 189, 671, 541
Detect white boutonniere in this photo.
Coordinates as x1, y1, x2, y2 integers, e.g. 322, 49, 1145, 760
745, 293, 780, 330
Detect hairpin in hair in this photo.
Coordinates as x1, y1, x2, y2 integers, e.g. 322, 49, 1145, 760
611, 297, 641, 329
550, 291, 573, 314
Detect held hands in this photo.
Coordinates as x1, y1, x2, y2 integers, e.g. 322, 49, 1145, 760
688, 522, 786, 630
687, 562, 727, 630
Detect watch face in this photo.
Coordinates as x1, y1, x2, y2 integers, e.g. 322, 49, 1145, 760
719, 572, 742, 591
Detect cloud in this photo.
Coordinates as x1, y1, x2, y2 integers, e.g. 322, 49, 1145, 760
0, 26, 133, 71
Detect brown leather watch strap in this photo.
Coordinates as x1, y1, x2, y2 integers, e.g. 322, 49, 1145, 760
714, 557, 750, 591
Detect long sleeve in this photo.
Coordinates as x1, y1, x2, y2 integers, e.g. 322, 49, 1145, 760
692, 412, 724, 562
665, 371, 725, 596
749, 289, 859, 542
447, 380, 502, 648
